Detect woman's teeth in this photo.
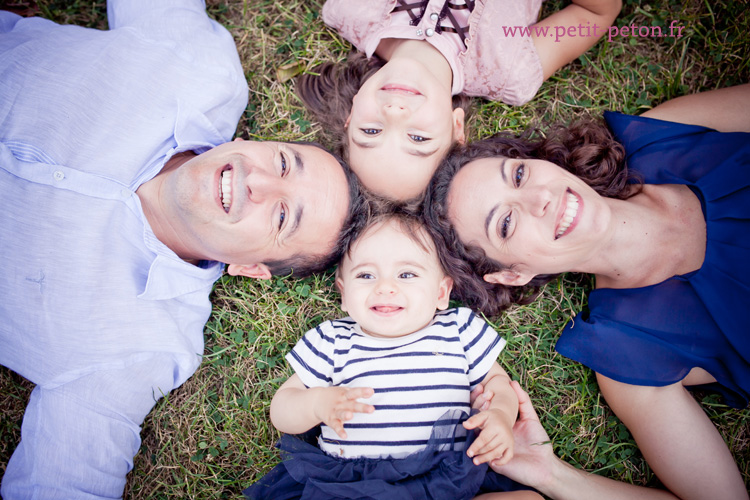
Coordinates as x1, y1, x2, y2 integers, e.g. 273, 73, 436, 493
556, 192, 578, 238
221, 170, 232, 212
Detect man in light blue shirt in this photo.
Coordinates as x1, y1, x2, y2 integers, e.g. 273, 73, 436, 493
0, 1, 361, 498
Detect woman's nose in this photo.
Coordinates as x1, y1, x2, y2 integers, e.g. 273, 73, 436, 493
527, 185, 552, 217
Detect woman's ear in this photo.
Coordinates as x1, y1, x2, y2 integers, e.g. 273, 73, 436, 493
452, 108, 466, 145
483, 269, 533, 287
436, 276, 454, 310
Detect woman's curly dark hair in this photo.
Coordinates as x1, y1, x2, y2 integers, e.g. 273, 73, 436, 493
424, 118, 641, 316
297, 51, 472, 162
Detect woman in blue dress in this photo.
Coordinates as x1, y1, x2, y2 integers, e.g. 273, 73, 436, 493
424, 85, 750, 500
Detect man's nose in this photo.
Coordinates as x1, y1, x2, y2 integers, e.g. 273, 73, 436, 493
245, 170, 283, 203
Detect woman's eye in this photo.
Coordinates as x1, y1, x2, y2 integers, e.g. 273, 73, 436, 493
409, 134, 429, 143
361, 128, 380, 135
500, 213, 512, 239
399, 272, 416, 279
278, 206, 286, 230
514, 163, 525, 187
356, 272, 374, 279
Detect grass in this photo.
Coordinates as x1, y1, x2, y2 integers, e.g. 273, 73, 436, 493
1, 0, 748, 498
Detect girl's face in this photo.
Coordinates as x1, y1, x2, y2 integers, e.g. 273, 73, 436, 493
446, 156, 613, 286
336, 220, 453, 338
346, 58, 465, 200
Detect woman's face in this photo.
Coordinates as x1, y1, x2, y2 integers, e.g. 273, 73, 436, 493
346, 58, 465, 200
446, 156, 613, 286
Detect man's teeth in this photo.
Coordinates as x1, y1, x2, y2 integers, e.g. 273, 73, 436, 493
221, 170, 232, 211
556, 192, 579, 238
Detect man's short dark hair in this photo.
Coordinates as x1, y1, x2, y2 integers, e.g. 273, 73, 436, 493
262, 142, 369, 278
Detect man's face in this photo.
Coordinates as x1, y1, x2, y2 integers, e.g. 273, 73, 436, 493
160, 140, 349, 276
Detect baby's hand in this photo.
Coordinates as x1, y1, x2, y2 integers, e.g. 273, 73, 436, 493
314, 386, 375, 439
463, 409, 515, 466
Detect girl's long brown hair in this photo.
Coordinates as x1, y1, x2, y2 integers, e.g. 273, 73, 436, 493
424, 119, 641, 316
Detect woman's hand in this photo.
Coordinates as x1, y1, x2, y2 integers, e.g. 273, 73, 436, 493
313, 386, 375, 439
490, 381, 556, 489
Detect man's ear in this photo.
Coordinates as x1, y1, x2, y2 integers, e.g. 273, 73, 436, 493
233, 137, 244, 142
483, 269, 533, 287
436, 276, 454, 310
452, 108, 466, 145
226, 263, 272, 280
334, 276, 348, 312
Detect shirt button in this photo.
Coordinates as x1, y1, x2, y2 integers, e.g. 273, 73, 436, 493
416, 28, 423, 36
53, 170, 64, 181
426, 28, 435, 37
430, 12, 439, 21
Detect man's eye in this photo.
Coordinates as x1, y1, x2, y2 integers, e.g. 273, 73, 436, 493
399, 272, 416, 279
361, 128, 380, 135
278, 206, 286, 230
409, 134, 429, 142
501, 213, 512, 239
514, 163, 525, 187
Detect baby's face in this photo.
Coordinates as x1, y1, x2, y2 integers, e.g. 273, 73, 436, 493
336, 219, 453, 338
345, 60, 465, 201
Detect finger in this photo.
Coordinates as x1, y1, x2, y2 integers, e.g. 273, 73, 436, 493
346, 386, 374, 400
330, 419, 348, 439
474, 441, 510, 466
462, 412, 487, 431
510, 381, 540, 424
337, 410, 354, 422
481, 446, 513, 467
351, 401, 375, 414
472, 433, 504, 459
481, 390, 494, 411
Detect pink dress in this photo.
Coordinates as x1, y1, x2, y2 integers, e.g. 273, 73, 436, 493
322, 0, 544, 105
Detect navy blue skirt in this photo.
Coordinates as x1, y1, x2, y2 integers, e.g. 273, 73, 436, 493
244, 410, 532, 500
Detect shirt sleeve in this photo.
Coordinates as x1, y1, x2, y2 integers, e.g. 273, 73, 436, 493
457, 308, 507, 389
285, 322, 338, 389
108, 0, 209, 33
0, 354, 185, 500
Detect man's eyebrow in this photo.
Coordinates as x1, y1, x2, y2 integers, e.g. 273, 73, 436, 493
287, 205, 303, 241
294, 149, 304, 173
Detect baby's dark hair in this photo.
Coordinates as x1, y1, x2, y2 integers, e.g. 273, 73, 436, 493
338, 198, 445, 274
424, 118, 641, 316
297, 52, 473, 162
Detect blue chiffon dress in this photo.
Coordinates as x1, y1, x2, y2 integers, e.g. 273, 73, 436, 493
243, 410, 532, 499
556, 111, 750, 408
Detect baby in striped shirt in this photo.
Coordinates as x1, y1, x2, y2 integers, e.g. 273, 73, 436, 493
245, 213, 536, 499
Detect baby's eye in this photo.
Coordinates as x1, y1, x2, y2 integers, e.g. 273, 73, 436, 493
409, 134, 429, 143
399, 272, 417, 279
356, 272, 374, 279
361, 128, 380, 135
514, 163, 525, 187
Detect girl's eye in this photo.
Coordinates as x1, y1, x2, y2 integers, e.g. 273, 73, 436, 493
356, 272, 374, 279
278, 206, 286, 230
361, 128, 380, 135
514, 163, 525, 187
409, 134, 429, 143
399, 272, 416, 279
500, 213, 512, 239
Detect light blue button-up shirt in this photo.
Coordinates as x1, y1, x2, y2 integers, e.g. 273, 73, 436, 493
0, 1, 248, 497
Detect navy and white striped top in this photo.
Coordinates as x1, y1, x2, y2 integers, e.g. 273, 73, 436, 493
287, 307, 506, 459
